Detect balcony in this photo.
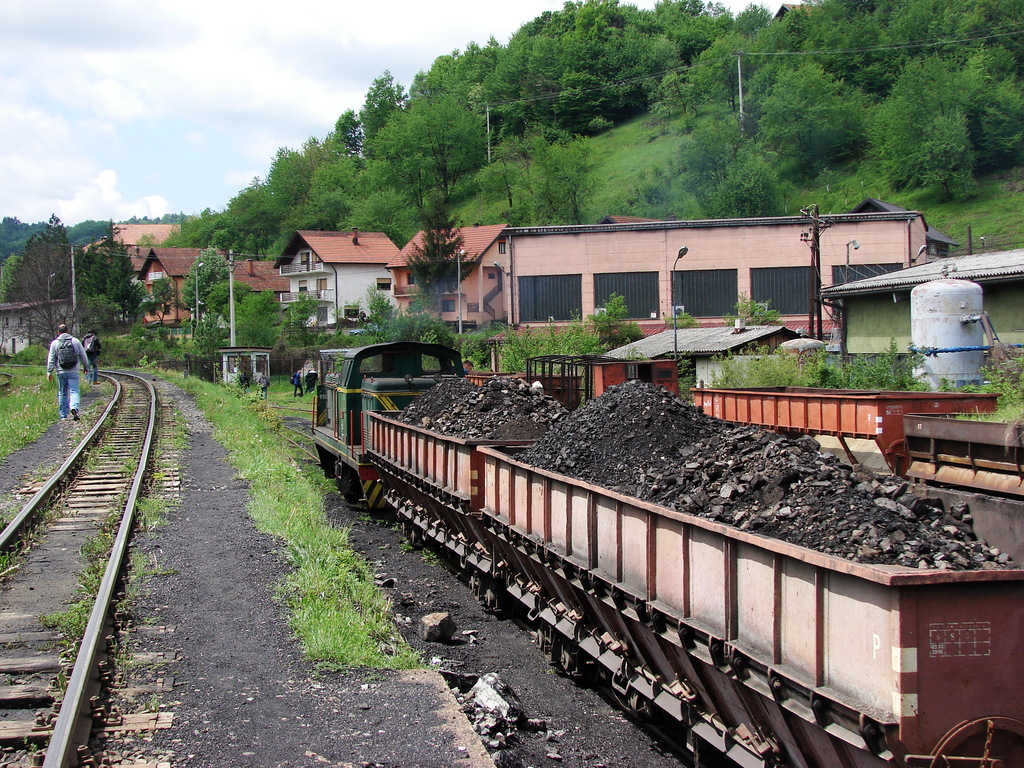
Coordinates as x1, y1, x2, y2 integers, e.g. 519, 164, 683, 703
280, 289, 335, 303
280, 261, 327, 275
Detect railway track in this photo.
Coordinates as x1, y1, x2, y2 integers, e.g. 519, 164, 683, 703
0, 372, 160, 768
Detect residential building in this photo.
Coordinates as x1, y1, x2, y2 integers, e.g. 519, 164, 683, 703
0, 300, 70, 354
820, 249, 1024, 354
137, 248, 206, 327
274, 230, 399, 327
233, 259, 289, 302
389, 224, 509, 330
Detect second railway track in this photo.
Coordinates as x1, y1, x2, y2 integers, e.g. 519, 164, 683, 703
0, 372, 160, 767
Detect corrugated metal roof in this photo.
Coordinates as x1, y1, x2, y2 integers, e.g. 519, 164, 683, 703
606, 325, 798, 358
821, 249, 1024, 297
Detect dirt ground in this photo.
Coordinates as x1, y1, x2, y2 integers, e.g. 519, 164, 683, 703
36, 378, 681, 768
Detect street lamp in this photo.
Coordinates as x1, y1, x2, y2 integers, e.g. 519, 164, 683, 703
456, 249, 466, 335
194, 262, 204, 325
844, 240, 859, 284
672, 246, 688, 362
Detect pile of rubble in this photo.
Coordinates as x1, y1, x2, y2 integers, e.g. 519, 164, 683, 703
521, 380, 1010, 570
397, 376, 568, 441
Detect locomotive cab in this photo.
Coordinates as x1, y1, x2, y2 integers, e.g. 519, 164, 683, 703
313, 341, 464, 506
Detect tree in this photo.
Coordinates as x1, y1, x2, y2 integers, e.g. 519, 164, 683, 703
285, 293, 322, 346
529, 135, 596, 224
723, 294, 781, 326
0, 215, 75, 342
405, 197, 467, 308
756, 62, 866, 179
589, 293, 642, 349
360, 71, 408, 153
372, 94, 486, 209
75, 228, 144, 330
235, 291, 281, 347
870, 56, 977, 199
143, 278, 178, 326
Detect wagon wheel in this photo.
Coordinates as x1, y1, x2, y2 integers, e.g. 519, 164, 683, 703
882, 437, 909, 476
335, 462, 362, 503
927, 716, 1024, 768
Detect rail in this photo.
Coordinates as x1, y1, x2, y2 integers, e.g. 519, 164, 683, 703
44, 372, 158, 767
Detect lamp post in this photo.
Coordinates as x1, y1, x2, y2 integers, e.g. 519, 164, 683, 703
672, 246, 688, 362
844, 240, 859, 284
194, 262, 204, 327
456, 249, 466, 335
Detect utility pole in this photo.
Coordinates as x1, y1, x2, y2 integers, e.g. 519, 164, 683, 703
800, 205, 830, 340
736, 53, 744, 132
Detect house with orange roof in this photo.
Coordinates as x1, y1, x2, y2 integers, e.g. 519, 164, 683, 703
389, 224, 509, 330
137, 248, 290, 328
137, 248, 208, 327
274, 229, 399, 327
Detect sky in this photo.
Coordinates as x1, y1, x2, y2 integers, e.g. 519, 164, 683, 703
1, 0, 762, 227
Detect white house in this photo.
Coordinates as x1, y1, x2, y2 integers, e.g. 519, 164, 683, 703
274, 229, 399, 327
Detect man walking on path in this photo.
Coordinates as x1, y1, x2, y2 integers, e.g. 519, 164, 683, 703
82, 330, 101, 383
46, 324, 90, 420
291, 370, 304, 397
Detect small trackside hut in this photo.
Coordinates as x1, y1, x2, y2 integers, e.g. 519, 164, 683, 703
312, 342, 464, 508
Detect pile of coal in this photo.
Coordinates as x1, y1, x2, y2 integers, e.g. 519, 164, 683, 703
521, 380, 1010, 571
396, 376, 568, 440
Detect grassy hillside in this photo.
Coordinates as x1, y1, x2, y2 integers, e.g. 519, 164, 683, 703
458, 112, 1024, 254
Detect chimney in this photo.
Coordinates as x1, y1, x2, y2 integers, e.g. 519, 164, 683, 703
352, 227, 359, 245
247, 259, 254, 276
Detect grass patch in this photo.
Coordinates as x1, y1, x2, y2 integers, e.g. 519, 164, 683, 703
0, 367, 68, 461
177, 375, 419, 669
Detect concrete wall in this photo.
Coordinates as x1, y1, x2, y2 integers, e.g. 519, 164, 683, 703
508, 216, 925, 331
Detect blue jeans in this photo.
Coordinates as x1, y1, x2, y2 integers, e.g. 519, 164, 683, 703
86, 353, 99, 383
56, 371, 81, 419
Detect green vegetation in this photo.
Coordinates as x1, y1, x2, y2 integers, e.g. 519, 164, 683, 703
0, 367, 70, 461
178, 375, 419, 668
959, 351, 1024, 423
711, 339, 927, 391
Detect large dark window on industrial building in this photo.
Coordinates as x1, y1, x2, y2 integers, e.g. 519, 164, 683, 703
674, 269, 738, 317
518, 274, 582, 322
830, 263, 903, 286
594, 272, 659, 319
751, 266, 812, 315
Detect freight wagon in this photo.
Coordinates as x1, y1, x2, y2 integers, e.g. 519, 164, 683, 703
314, 342, 1024, 767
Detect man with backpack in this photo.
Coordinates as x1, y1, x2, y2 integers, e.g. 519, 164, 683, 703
82, 330, 101, 383
45, 324, 90, 421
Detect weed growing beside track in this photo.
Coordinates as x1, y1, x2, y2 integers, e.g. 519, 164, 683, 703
0, 367, 82, 461
176, 375, 420, 669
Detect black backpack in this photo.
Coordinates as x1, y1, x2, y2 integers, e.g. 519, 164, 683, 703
57, 337, 77, 369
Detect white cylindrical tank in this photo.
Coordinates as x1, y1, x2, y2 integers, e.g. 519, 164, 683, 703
911, 278, 985, 389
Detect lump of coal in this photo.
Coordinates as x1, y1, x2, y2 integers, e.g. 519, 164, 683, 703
520, 380, 1009, 571
397, 376, 568, 441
